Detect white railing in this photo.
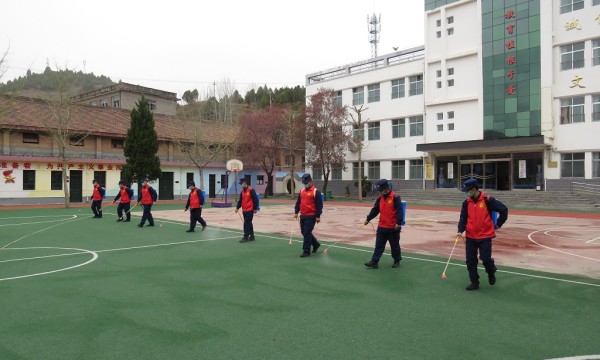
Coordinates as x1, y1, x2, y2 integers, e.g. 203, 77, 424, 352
571, 182, 600, 198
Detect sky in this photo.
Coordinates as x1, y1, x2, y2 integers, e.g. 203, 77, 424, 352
0, 0, 425, 99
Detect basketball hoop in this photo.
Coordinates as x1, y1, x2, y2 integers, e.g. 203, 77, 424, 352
226, 159, 243, 172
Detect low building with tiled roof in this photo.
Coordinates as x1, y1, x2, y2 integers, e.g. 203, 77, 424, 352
0, 95, 273, 204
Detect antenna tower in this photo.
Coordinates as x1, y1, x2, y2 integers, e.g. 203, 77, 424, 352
367, 13, 381, 58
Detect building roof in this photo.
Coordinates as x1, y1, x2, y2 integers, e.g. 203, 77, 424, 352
71, 82, 178, 102
0, 95, 238, 143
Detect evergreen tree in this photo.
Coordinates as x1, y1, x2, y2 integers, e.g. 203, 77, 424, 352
121, 96, 161, 185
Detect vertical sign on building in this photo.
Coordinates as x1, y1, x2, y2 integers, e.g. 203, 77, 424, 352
481, 0, 541, 139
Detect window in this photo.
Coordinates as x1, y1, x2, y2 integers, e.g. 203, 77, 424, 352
352, 87, 364, 105
333, 90, 343, 106
447, 28, 454, 36
352, 124, 364, 141
100, 99, 108, 107
409, 160, 423, 179
148, 99, 157, 110
436, 19, 441, 27
437, 124, 444, 132
560, 0, 584, 14
595, 0, 600, 5
392, 119, 405, 138
560, 97, 585, 124
593, 95, 600, 122
409, 75, 423, 96
391, 78, 405, 99
447, 79, 455, 87
353, 162, 365, 180
436, 31, 442, 38
437, 81, 442, 89
94, 171, 106, 187
331, 168, 342, 180
257, 175, 264, 185
594, 153, 600, 178
561, 153, 585, 177
593, 39, 600, 66
187, 173, 194, 185
313, 168, 323, 180
367, 122, 380, 140
436, 70, 442, 78
112, 96, 120, 108
51, 171, 63, 190
560, 42, 585, 70
447, 68, 454, 76
244, 174, 252, 186
23, 170, 35, 190
409, 115, 424, 136
437, 113, 444, 120
447, 16, 454, 24
22, 132, 39, 144
89, 101, 96, 106
392, 160, 405, 180
368, 161, 380, 180
69, 135, 84, 146
448, 123, 455, 131
111, 139, 124, 149
367, 84, 380, 103
448, 111, 455, 119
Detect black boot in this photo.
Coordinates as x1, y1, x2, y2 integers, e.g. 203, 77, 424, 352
312, 243, 320, 253
248, 235, 255, 242
239, 236, 249, 243
392, 260, 400, 268
186, 229, 194, 233
488, 272, 496, 285
299, 252, 310, 258
466, 283, 480, 291
364, 261, 378, 269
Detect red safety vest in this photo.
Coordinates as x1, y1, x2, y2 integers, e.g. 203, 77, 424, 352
189, 188, 201, 209
378, 191, 398, 229
141, 186, 153, 205
241, 186, 254, 212
92, 184, 102, 201
120, 187, 131, 203
299, 187, 317, 216
465, 191, 495, 240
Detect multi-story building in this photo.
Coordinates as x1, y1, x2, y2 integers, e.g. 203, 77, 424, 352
305, 0, 600, 193
72, 82, 178, 116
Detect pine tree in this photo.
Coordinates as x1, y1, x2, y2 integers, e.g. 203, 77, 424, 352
121, 96, 161, 185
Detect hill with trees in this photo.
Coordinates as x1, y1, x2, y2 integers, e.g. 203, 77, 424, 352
0, 66, 115, 100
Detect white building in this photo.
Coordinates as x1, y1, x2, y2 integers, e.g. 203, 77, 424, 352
305, 0, 600, 193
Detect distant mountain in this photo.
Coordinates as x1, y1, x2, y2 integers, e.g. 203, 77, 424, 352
0, 67, 115, 100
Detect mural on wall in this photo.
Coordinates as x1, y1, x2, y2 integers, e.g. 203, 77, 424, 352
3, 170, 16, 184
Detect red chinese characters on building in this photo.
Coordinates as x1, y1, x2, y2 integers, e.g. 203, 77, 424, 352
88, 164, 95, 170
505, 40, 515, 50
78, 164, 85, 170
506, 56, 516, 65
506, 24, 515, 35
507, 70, 516, 80
0, 162, 7, 168
506, 85, 516, 95
115, 165, 121, 171
107, 165, 113, 170
98, 164, 104, 170
12, 162, 19, 169
23, 163, 31, 169
47, 163, 54, 169
505, 9, 515, 19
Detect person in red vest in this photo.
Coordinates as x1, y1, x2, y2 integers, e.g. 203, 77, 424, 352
184, 181, 207, 232
457, 178, 508, 291
294, 173, 323, 257
235, 177, 259, 243
112, 180, 134, 222
136, 178, 157, 228
90, 179, 105, 219
364, 179, 403, 269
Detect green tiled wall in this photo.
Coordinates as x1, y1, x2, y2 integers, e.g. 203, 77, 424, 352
425, 0, 460, 11
482, 0, 541, 139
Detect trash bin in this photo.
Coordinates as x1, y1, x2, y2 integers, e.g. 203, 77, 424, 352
326, 191, 332, 200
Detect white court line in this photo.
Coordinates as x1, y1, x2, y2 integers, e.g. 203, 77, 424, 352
0, 216, 82, 251
586, 237, 600, 244
528, 228, 600, 263
0, 246, 98, 282
93, 236, 241, 253
212, 227, 600, 288
0, 215, 78, 227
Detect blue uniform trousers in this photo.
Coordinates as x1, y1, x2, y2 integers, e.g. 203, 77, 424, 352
371, 228, 401, 263
189, 208, 206, 230
242, 211, 254, 237
140, 204, 154, 226
117, 202, 131, 220
465, 237, 496, 283
300, 216, 320, 253
91, 200, 102, 217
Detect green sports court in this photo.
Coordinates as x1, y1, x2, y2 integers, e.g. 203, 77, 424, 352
1, 202, 599, 359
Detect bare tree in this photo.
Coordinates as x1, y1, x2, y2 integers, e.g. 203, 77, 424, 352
41, 67, 90, 208
237, 107, 286, 198
0, 47, 7, 82
348, 105, 369, 200
305, 88, 349, 198
280, 105, 306, 199
172, 106, 235, 190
